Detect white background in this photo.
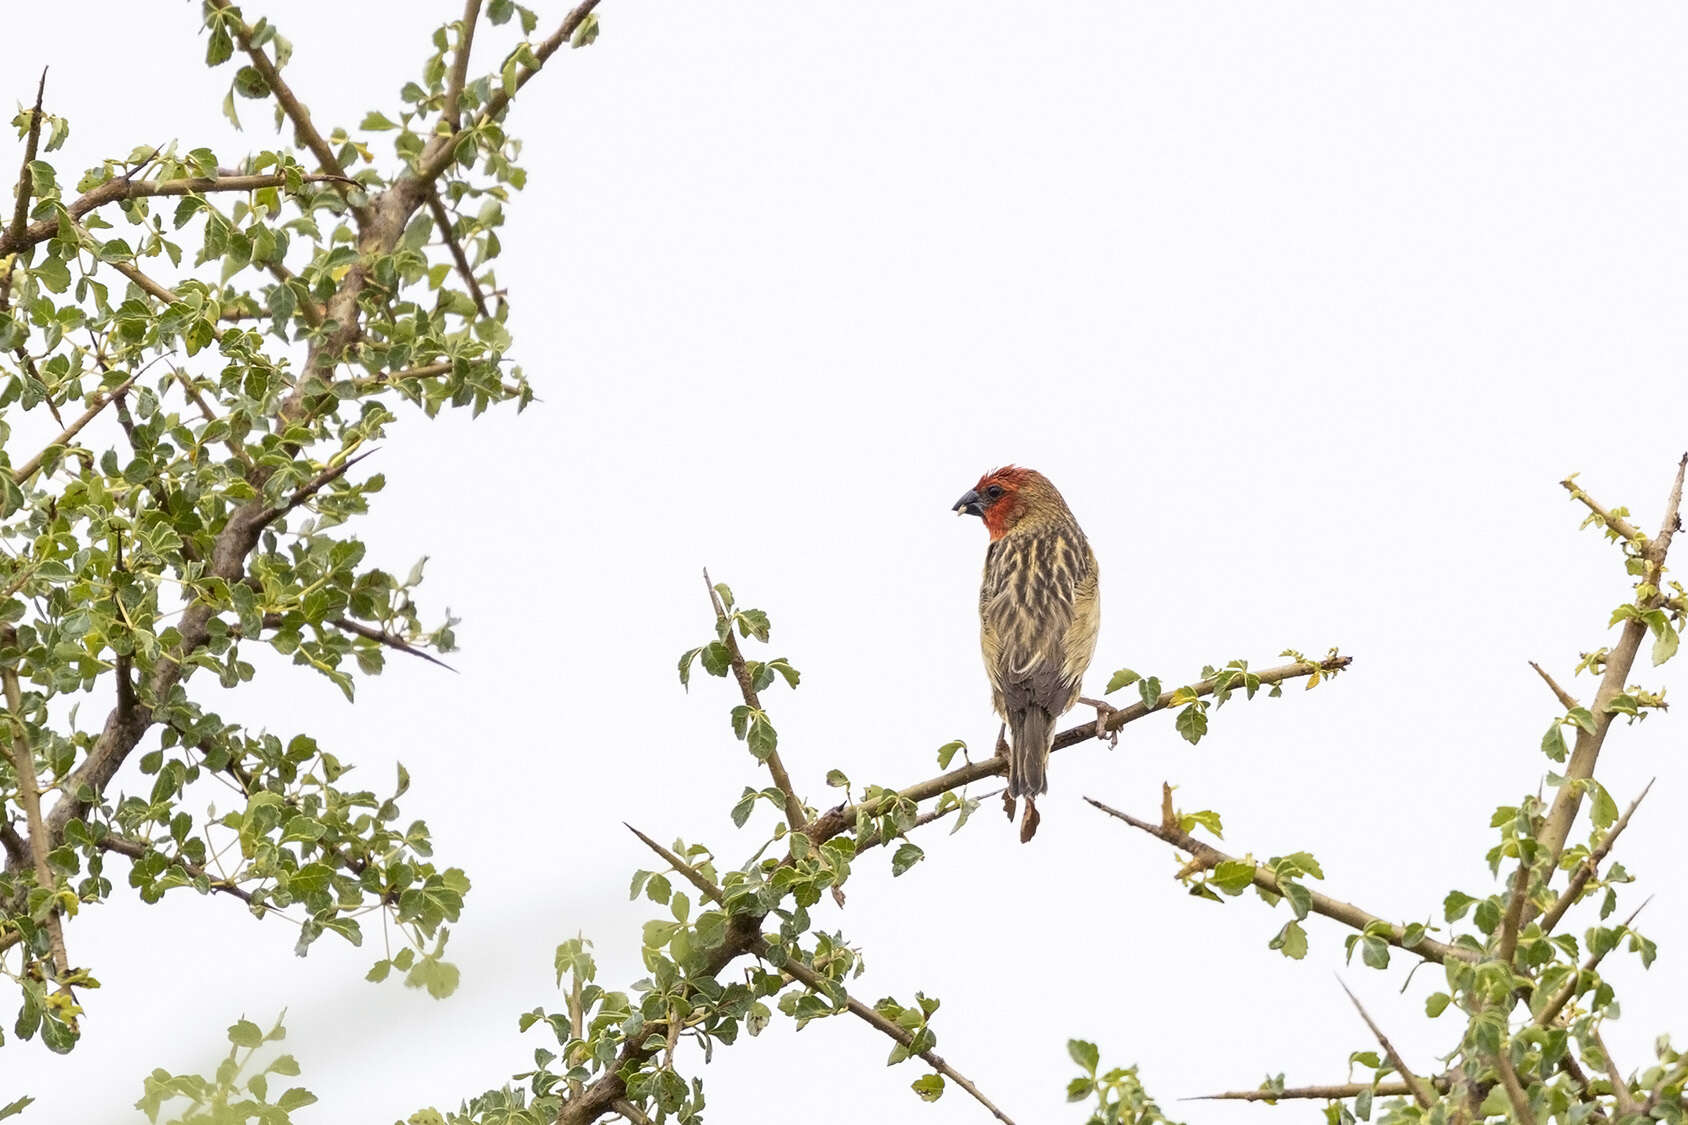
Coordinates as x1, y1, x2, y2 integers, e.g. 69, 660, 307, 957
6, 3, 1688, 1122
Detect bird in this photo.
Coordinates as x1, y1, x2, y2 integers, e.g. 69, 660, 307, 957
953, 466, 1102, 842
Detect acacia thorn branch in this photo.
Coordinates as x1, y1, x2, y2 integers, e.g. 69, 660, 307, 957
622, 825, 1017, 1125
1190, 1081, 1423, 1102
1537, 455, 1686, 879
1533, 897, 1651, 1030
10, 375, 138, 484
1337, 978, 1435, 1109
1529, 660, 1580, 711
806, 654, 1351, 843
1084, 796, 1474, 966
1538, 779, 1651, 936
4, 69, 46, 255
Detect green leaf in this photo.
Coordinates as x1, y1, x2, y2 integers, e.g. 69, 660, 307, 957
1567, 707, 1597, 734
1269, 920, 1308, 959
1653, 624, 1680, 666
1540, 722, 1569, 762
1589, 782, 1619, 829
232, 65, 271, 98
677, 647, 703, 688
825, 768, 849, 788
1174, 702, 1208, 745
1444, 890, 1477, 922
911, 1073, 945, 1102
936, 740, 966, 769
891, 842, 924, 877
1426, 992, 1451, 1017
1177, 809, 1223, 838
228, 1018, 264, 1048
1137, 676, 1163, 708
699, 642, 731, 678
361, 111, 399, 131
1360, 935, 1389, 969
1212, 860, 1255, 895
1104, 668, 1140, 694
1066, 1039, 1100, 1074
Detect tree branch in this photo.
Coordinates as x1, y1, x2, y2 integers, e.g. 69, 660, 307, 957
427, 189, 489, 318
807, 654, 1351, 844
703, 570, 806, 833
1191, 1082, 1419, 1102
1529, 660, 1580, 711
94, 834, 256, 904
203, 1, 361, 215
1085, 796, 1474, 966
1537, 455, 1686, 876
622, 825, 1017, 1125
4, 69, 47, 254
441, 0, 484, 133
0, 172, 357, 257
9, 374, 138, 484
1562, 475, 1647, 548
1494, 1048, 1538, 1125
417, 0, 602, 186
1, 642, 74, 1002
1590, 1025, 1640, 1119
1533, 897, 1651, 1029
1538, 779, 1651, 935
1337, 978, 1435, 1109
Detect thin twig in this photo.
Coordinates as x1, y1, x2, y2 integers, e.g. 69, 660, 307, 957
703, 570, 806, 833
1529, 661, 1580, 711
1563, 477, 1647, 548
1590, 1025, 1641, 1118
1495, 848, 1532, 966
1533, 897, 1651, 1029
1337, 978, 1435, 1109
427, 190, 489, 317
1190, 1082, 1418, 1103
1086, 797, 1472, 965
10, 375, 138, 484
327, 617, 455, 671
256, 449, 375, 525
1494, 1048, 1538, 1125
1539, 779, 1652, 935
94, 834, 255, 904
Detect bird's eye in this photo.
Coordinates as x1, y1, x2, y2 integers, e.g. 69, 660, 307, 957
985, 484, 1004, 499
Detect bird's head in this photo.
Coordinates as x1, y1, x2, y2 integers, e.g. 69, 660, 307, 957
953, 465, 1061, 540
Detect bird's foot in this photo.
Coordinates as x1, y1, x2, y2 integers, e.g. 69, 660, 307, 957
1018, 796, 1041, 843
1078, 697, 1119, 749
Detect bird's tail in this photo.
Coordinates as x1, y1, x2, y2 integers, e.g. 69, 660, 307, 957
1007, 708, 1053, 798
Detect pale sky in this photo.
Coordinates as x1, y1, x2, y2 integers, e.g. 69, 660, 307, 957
7, 3, 1688, 1122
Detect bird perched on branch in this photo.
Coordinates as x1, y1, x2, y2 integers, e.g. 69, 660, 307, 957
954, 466, 1102, 842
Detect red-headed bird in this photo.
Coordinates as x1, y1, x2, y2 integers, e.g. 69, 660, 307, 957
954, 466, 1101, 842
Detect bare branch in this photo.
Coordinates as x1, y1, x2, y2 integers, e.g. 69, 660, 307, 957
1085, 796, 1474, 966
1537, 455, 1686, 876
326, 617, 455, 671
807, 654, 1351, 844
10, 375, 138, 484
1495, 849, 1532, 966
255, 449, 376, 526
703, 570, 806, 833
1337, 978, 1435, 1109
1529, 660, 1580, 711
1539, 779, 1652, 935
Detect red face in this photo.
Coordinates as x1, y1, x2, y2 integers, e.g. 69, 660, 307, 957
953, 466, 1032, 540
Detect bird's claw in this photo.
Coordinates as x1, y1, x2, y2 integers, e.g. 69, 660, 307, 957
1078, 696, 1119, 749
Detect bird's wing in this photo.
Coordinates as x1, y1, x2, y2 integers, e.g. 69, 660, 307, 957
981, 525, 1096, 717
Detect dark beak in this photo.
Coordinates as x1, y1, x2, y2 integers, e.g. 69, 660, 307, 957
953, 489, 984, 518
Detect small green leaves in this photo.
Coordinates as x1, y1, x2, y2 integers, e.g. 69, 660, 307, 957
1067, 1038, 1100, 1073
936, 740, 966, 769
1541, 722, 1569, 762
1174, 702, 1208, 745
1104, 668, 1140, 694
1567, 707, 1597, 734
570, 12, 600, 47
1212, 861, 1255, 895
1177, 809, 1222, 838
911, 1073, 945, 1102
